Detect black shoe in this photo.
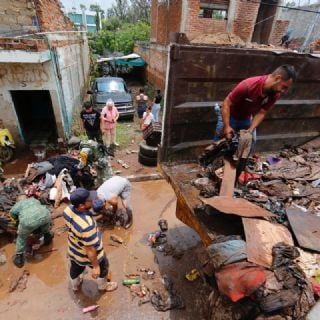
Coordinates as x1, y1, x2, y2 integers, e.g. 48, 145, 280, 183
43, 232, 53, 246
13, 254, 24, 268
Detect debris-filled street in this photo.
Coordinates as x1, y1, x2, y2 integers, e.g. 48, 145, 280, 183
161, 134, 320, 320
1, 0, 320, 319
0, 179, 211, 319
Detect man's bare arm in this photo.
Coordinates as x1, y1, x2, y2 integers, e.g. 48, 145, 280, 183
85, 246, 100, 279
221, 97, 234, 139
248, 109, 268, 132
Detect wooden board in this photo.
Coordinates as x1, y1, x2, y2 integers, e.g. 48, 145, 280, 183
201, 196, 275, 218
243, 218, 294, 268
219, 158, 236, 197
287, 207, 320, 253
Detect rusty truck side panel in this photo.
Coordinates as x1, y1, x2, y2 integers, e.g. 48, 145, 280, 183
159, 44, 320, 245
159, 44, 320, 163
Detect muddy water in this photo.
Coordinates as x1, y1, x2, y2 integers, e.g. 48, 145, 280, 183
0, 180, 210, 319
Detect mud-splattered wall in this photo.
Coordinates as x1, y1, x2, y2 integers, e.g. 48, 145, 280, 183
0, 64, 50, 87
0, 61, 64, 143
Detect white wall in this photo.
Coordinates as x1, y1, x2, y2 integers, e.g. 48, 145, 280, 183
0, 34, 90, 145
0, 61, 63, 143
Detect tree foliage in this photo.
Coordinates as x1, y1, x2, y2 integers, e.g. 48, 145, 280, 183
107, 0, 151, 23
89, 20, 150, 56
130, 0, 151, 22
109, 0, 129, 21
88, 0, 151, 56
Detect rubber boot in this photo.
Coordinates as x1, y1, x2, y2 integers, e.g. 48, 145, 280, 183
70, 277, 81, 291
97, 277, 118, 292
43, 232, 53, 246
13, 253, 24, 268
124, 209, 133, 229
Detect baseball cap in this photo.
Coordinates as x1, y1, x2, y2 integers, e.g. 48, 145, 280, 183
92, 199, 104, 212
70, 188, 97, 206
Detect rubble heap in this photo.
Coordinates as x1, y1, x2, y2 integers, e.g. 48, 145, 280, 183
194, 136, 320, 319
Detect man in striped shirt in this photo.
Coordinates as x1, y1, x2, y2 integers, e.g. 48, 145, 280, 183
63, 188, 117, 292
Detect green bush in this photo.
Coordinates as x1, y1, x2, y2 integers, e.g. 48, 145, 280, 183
89, 21, 150, 55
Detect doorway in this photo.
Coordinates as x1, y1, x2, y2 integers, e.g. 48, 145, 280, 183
10, 90, 58, 144
252, 0, 279, 44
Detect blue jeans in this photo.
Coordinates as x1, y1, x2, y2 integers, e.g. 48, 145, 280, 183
214, 108, 256, 143
152, 103, 161, 122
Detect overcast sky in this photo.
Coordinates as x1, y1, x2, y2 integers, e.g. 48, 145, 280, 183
61, 0, 320, 12
61, 0, 114, 11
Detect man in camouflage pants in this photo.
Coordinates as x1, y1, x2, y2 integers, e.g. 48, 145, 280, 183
10, 198, 52, 268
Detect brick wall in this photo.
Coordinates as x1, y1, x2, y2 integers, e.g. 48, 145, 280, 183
150, 0, 158, 42
135, 42, 167, 90
269, 20, 289, 45
150, 0, 182, 45
232, 0, 260, 42
34, 0, 74, 32
0, 0, 37, 35
187, 0, 228, 40
0, 38, 48, 51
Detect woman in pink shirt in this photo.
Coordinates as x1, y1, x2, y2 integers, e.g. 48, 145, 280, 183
100, 99, 119, 147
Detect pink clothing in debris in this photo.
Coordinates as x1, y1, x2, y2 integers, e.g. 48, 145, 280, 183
101, 106, 119, 130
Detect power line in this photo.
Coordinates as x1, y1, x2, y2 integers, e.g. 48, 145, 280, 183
248, 0, 320, 14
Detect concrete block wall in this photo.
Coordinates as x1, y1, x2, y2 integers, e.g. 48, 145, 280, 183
34, 0, 74, 32
0, 0, 37, 34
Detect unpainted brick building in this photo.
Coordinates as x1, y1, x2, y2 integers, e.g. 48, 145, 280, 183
136, 0, 288, 90
0, 0, 90, 146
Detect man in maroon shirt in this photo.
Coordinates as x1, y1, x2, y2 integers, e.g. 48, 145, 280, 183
215, 65, 296, 141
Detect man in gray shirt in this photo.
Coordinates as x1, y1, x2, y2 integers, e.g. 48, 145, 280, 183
96, 176, 132, 229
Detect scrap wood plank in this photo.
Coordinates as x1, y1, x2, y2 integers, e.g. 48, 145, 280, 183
287, 207, 320, 253
219, 158, 236, 197
243, 218, 294, 268
201, 196, 275, 218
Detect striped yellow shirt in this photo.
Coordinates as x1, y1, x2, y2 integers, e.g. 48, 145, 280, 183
63, 205, 105, 266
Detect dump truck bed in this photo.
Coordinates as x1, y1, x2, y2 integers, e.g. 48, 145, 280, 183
159, 43, 320, 244
161, 162, 244, 246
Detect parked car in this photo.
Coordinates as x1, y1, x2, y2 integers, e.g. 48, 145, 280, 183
88, 77, 134, 120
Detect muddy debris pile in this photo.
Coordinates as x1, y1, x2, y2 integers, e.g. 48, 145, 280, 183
193, 135, 320, 319
0, 138, 116, 241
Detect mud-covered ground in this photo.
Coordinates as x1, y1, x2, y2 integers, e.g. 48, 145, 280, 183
0, 180, 211, 320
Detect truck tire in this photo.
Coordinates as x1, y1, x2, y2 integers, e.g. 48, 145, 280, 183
146, 136, 160, 147
138, 152, 157, 167
139, 141, 158, 158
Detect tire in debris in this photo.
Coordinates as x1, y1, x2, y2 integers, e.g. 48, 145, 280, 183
0, 146, 13, 163
139, 141, 158, 158
138, 152, 157, 167
145, 136, 160, 147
